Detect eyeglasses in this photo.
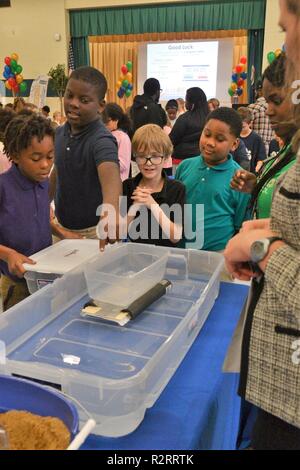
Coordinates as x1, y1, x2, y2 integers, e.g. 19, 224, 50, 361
134, 155, 164, 165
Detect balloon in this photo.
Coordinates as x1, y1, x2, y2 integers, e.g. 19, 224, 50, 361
122, 79, 129, 88
120, 86, 126, 93
8, 77, 16, 87
125, 89, 131, 98
121, 64, 128, 75
11, 53, 19, 61
16, 74, 23, 84
237, 78, 244, 87
117, 88, 124, 98
13, 84, 19, 93
16, 64, 23, 74
240, 72, 247, 80
5, 80, 12, 90
117, 80, 122, 88
275, 48, 282, 58
237, 87, 243, 96
267, 51, 276, 64
4, 56, 11, 66
125, 72, 132, 82
228, 87, 234, 97
19, 82, 27, 93
235, 64, 243, 74
282, 44, 286, 53
3, 70, 9, 80
127, 84, 133, 91
231, 73, 238, 83
4, 65, 11, 75
240, 56, 247, 64
126, 61, 132, 71
231, 82, 238, 92
10, 59, 17, 72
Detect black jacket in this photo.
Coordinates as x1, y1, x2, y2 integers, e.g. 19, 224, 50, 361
130, 94, 167, 132
169, 111, 204, 160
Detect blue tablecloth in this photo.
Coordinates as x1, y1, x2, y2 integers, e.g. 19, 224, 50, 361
82, 282, 249, 450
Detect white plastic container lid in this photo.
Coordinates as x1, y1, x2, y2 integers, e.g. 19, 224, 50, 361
23, 239, 101, 275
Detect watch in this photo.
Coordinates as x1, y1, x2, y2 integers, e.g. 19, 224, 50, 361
250, 236, 283, 264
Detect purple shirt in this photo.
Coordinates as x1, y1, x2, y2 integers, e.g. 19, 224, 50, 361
0, 164, 52, 281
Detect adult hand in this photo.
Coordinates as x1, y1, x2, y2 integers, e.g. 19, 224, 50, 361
230, 169, 257, 193
240, 218, 271, 232
224, 227, 279, 280
6, 250, 36, 278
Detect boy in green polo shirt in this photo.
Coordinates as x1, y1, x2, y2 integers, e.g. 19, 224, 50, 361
175, 107, 250, 251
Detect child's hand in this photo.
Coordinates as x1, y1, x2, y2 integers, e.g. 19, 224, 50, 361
230, 170, 257, 193
131, 186, 157, 209
6, 250, 36, 278
58, 229, 85, 239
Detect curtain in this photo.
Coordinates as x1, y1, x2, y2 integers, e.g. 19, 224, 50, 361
70, 1, 266, 37
89, 30, 248, 108
89, 39, 138, 109
71, 37, 90, 68
248, 29, 265, 103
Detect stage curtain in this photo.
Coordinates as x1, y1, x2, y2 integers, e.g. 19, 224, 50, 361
248, 29, 265, 102
89, 30, 248, 108
70, 1, 266, 37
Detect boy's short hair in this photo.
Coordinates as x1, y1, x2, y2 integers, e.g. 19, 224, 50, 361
166, 99, 178, 110
206, 107, 243, 138
237, 106, 253, 124
42, 105, 50, 113
70, 66, 107, 101
4, 114, 55, 160
132, 124, 173, 157
0, 108, 16, 140
143, 78, 161, 96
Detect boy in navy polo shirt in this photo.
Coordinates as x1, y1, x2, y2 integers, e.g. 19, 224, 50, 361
0, 115, 55, 310
175, 107, 250, 251
51, 66, 121, 249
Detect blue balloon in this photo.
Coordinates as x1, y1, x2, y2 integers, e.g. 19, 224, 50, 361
282, 44, 286, 52
3, 70, 9, 79
127, 84, 133, 90
120, 86, 126, 93
118, 88, 125, 98
237, 87, 243, 96
232, 73, 238, 83
240, 72, 247, 80
4, 65, 11, 75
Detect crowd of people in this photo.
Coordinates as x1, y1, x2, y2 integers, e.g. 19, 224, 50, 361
0, 0, 299, 450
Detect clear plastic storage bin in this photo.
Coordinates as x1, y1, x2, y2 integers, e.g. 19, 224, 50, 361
0, 244, 223, 437
84, 243, 169, 307
23, 239, 100, 294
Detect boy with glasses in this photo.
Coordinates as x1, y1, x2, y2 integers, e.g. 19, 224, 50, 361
122, 124, 185, 246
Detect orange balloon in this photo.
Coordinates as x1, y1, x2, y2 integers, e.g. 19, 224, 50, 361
16, 74, 23, 84
5, 80, 12, 90
11, 52, 19, 61
125, 72, 132, 82
275, 48, 282, 57
231, 82, 238, 91
117, 80, 122, 88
